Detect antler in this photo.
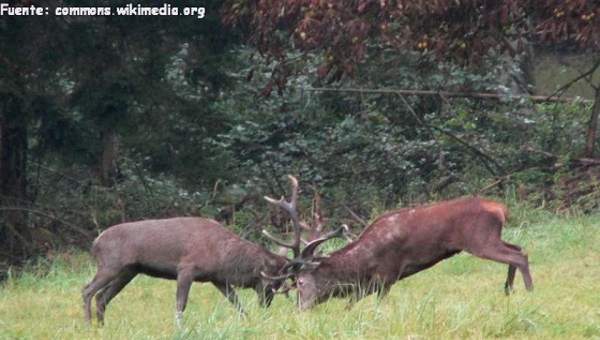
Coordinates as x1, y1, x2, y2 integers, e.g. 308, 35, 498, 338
264, 175, 349, 270
300, 224, 350, 259
263, 175, 303, 257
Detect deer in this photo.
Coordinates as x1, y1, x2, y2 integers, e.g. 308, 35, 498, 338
263, 175, 533, 310
82, 217, 290, 325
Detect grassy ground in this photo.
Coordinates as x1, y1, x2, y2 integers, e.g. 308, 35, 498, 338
1, 207, 599, 339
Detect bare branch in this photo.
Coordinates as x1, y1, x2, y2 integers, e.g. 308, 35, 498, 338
301, 87, 592, 104
477, 177, 509, 195
546, 58, 600, 100
311, 189, 324, 233
343, 204, 367, 228
397, 93, 503, 175
0, 207, 92, 238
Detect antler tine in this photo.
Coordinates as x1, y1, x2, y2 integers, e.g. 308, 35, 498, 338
300, 224, 350, 260
260, 270, 294, 281
261, 230, 296, 250
263, 175, 302, 257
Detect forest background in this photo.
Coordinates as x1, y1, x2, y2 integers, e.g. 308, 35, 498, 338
0, 0, 599, 276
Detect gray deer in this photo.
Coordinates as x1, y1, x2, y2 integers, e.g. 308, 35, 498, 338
82, 217, 289, 325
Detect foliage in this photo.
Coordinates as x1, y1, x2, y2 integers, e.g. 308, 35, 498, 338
223, 0, 599, 86
208, 47, 597, 216
0, 1, 598, 270
0, 0, 240, 262
0, 158, 206, 265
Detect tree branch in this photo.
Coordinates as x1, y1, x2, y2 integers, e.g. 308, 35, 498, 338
397, 94, 503, 175
342, 204, 367, 228
302, 87, 592, 103
545, 58, 600, 100
0, 207, 92, 238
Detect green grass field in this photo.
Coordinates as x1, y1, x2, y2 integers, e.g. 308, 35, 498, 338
1, 208, 599, 339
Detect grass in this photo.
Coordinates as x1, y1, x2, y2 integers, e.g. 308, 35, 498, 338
1, 208, 599, 339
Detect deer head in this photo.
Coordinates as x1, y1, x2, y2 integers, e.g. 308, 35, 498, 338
260, 175, 350, 304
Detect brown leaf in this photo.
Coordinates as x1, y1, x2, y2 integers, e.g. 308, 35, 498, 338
246, 68, 255, 82
317, 64, 330, 78
260, 81, 274, 97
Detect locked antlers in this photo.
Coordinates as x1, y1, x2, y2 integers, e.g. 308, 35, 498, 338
262, 175, 303, 257
261, 175, 348, 280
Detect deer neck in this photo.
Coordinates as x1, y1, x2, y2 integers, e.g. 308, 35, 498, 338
263, 250, 289, 273
315, 250, 371, 289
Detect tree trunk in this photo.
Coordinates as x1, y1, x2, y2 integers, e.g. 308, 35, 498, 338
99, 128, 119, 186
0, 94, 31, 258
498, 32, 535, 96
585, 87, 600, 158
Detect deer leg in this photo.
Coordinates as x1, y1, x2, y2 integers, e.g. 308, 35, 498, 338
95, 270, 137, 325
502, 242, 521, 295
344, 295, 358, 311
505, 265, 517, 295
259, 292, 274, 308
503, 241, 532, 292
214, 283, 245, 315
376, 283, 392, 301
82, 269, 121, 324
344, 283, 370, 310
344, 292, 369, 310
467, 242, 533, 292
256, 285, 274, 308
175, 270, 194, 326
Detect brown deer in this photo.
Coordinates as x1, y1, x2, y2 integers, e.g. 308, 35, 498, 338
82, 217, 289, 325
264, 176, 533, 310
